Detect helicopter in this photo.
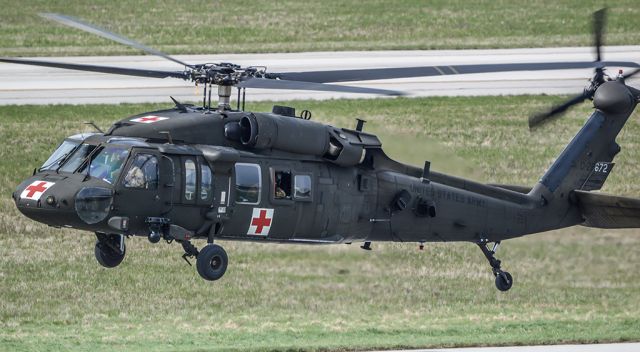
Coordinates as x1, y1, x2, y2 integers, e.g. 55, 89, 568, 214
4, 10, 640, 291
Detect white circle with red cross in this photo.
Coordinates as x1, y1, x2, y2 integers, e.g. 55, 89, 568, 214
20, 181, 55, 201
130, 115, 169, 124
247, 208, 274, 236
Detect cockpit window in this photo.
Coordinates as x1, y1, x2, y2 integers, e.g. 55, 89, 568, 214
40, 140, 80, 171
80, 146, 130, 184
123, 154, 158, 189
59, 144, 96, 173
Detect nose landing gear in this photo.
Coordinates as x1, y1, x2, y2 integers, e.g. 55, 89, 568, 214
477, 240, 513, 292
94, 233, 126, 268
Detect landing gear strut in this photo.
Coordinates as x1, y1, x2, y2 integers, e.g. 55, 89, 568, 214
477, 240, 513, 292
176, 236, 228, 281
180, 240, 199, 266
94, 233, 126, 268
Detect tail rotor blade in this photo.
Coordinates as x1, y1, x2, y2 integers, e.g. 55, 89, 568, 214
593, 8, 607, 62
529, 9, 617, 130
529, 93, 590, 129
39, 13, 194, 69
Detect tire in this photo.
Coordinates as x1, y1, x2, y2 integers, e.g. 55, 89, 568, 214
495, 271, 513, 292
94, 240, 126, 268
196, 244, 228, 281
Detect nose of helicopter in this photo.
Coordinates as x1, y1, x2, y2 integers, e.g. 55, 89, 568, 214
13, 175, 114, 230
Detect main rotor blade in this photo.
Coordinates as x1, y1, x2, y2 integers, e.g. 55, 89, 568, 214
0, 57, 188, 79
236, 77, 404, 96
623, 67, 640, 80
528, 92, 590, 129
271, 61, 640, 83
593, 8, 607, 62
40, 13, 194, 69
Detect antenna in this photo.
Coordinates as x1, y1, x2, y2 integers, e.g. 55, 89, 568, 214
84, 121, 104, 133
159, 131, 173, 144
170, 96, 187, 112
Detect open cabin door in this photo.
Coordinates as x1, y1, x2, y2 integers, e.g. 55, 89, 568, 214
265, 165, 316, 240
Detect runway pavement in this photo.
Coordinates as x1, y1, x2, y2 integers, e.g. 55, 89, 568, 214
372, 342, 640, 352
0, 46, 639, 105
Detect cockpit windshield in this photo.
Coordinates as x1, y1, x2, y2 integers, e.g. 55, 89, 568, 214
40, 140, 80, 171
59, 144, 97, 173
80, 146, 130, 184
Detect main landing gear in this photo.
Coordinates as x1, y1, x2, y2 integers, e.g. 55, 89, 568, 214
477, 240, 513, 292
93, 231, 229, 281
180, 240, 228, 281
196, 244, 228, 281
94, 233, 126, 268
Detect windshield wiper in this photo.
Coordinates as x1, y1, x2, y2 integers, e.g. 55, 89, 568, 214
39, 152, 70, 172
81, 146, 103, 182
52, 143, 83, 173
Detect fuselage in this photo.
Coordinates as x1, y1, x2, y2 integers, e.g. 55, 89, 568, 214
10, 106, 548, 245
14, 82, 639, 246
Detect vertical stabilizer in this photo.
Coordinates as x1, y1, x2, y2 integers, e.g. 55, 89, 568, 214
529, 81, 638, 204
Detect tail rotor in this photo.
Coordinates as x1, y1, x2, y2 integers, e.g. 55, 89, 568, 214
528, 8, 639, 129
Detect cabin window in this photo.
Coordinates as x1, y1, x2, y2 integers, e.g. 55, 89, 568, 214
235, 163, 261, 204
123, 154, 158, 190
274, 170, 292, 199
184, 159, 197, 201
201, 163, 213, 201
294, 175, 312, 200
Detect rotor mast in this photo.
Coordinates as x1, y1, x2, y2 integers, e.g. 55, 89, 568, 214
217, 85, 232, 110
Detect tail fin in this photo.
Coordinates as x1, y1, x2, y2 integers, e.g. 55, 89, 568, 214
529, 81, 639, 202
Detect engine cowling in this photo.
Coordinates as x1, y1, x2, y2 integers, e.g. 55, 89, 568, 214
225, 113, 369, 166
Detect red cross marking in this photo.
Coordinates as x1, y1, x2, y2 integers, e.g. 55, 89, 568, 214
138, 116, 161, 122
251, 209, 272, 234
24, 181, 49, 198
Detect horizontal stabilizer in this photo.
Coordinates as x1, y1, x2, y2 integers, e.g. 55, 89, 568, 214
575, 190, 640, 228
489, 184, 532, 194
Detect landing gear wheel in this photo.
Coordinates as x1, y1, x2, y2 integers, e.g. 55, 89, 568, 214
94, 238, 126, 268
494, 271, 513, 292
196, 244, 228, 281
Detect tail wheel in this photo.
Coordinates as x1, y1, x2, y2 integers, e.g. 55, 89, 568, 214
196, 244, 228, 281
495, 271, 513, 292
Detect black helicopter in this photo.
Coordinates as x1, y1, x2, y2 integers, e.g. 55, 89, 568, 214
5, 10, 640, 291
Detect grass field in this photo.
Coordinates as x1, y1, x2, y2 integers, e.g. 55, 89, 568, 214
1, 96, 640, 351
0, 0, 639, 57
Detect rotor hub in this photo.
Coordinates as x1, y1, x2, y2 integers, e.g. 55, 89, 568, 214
593, 81, 636, 115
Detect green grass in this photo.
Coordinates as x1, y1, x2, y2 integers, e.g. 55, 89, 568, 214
0, 0, 639, 57
1, 97, 640, 351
